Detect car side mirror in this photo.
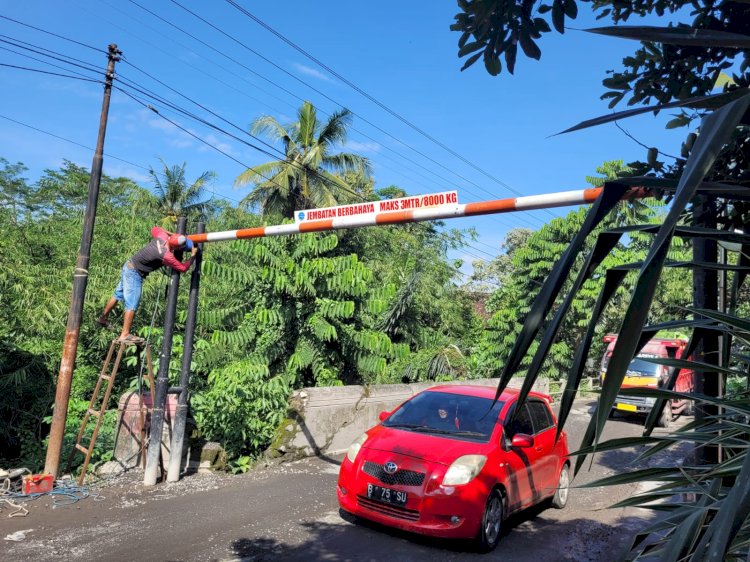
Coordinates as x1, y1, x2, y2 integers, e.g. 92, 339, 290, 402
378, 411, 391, 422
511, 434, 534, 448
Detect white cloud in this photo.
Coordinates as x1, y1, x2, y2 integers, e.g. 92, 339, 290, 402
122, 108, 194, 148
292, 63, 333, 83
103, 163, 151, 184
197, 133, 236, 156
345, 140, 381, 153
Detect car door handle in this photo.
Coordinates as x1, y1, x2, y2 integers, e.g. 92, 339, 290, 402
535, 446, 543, 452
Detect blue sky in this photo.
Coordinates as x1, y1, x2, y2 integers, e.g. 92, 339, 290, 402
0, 1, 690, 271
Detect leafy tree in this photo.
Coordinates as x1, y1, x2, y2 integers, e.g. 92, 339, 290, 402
235, 101, 372, 218
477, 161, 690, 381
148, 159, 216, 228
451, 5, 750, 556
451, 0, 750, 185
468, 227, 532, 292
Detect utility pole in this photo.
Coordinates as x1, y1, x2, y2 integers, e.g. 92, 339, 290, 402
45, 44, 122, 477
693, 195, 721, 465
144, 218, 186, 486
167, 222, 204, 482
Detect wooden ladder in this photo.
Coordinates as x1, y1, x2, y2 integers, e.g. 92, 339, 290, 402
66, 339, 155, 485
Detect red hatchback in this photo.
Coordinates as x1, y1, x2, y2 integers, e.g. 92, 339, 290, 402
337, 385, 570, 551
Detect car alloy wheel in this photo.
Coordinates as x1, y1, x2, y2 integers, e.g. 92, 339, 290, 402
551, 464, 570, 509
477, 489, 504, 551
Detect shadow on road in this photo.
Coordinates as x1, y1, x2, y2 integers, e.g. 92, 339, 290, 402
228, 504, 655, 561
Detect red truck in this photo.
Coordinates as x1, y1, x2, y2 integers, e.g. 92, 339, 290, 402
600, 334, 694, 428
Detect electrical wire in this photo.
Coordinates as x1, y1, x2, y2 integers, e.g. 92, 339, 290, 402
224, 0, 553, 216
0, 110, 503, 270
0, 34, 104, 75
0, 14, 105, 53
72, 0, 471, 203
0, 44, 97, 81
2, 10, 540, 231
0, 62, 101, 82
131, 0, 546, 228
0, 52, 529, 260
0, 113, 148, 172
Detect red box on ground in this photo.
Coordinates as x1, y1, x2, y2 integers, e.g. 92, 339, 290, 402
22, 473, 54, 495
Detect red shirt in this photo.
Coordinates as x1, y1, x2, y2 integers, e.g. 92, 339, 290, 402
130, 226, 193, 278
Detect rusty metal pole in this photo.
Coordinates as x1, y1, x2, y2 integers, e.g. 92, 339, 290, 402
167, 222, 204, 482
44, 44, 122, 477
144, 217, 186, 486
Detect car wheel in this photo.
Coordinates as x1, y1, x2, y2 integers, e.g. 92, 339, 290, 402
657, 402, 673, 428
551, 464, 570, 509
477, 489, 504, 552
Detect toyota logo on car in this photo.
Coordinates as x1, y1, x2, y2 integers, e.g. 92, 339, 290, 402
383, 461, 398, 474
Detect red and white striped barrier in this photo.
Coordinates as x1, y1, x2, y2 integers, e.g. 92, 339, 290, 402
187, 188, 605, 244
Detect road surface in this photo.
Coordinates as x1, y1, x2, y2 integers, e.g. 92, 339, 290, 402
1, 400, 689, 561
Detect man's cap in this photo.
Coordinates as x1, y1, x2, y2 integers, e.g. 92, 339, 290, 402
167, 234, 194, 251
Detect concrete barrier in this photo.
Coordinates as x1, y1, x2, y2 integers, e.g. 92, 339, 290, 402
270, 377, 549, 460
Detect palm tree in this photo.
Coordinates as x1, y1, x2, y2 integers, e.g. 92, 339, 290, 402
235, 101, 372, 218
149, 160, 216, 227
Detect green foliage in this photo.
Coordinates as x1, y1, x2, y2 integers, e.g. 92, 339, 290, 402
147, 159, 217, 228
44, 398, 118, 474
235, 101, 372, 218
191, 360, 289, 459
477, 161, 690, 382
451, 0, 750, 185
1, 154, 482, 470
456, 9, 750, 552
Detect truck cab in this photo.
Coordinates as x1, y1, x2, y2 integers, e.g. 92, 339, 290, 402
600, 335, 694, 428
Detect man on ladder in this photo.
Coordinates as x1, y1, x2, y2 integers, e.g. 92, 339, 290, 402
96, 226, 198, 344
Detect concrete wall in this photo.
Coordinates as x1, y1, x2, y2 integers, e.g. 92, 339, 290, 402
270, 378, 549, 460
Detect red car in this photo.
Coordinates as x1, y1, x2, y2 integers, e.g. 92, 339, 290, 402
337, 385, 570, 551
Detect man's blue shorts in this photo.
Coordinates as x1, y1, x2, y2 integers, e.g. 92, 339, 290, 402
113, 262, 143, 311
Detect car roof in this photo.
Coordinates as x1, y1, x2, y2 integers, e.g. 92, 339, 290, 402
424, 384, 525, 401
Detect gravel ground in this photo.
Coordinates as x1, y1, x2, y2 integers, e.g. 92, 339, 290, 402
0, 399, 690, 562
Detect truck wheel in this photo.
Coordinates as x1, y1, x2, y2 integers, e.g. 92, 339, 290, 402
685, 400, 695, 417
657, 402, 673, 428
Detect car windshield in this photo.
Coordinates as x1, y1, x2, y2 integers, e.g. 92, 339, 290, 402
602, 354, 660, 376
627, 356, 660, 376
382, 391, 504, 442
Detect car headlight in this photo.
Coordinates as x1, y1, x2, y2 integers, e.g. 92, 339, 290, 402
346, 433, 368, 463
442, 455, 487, 486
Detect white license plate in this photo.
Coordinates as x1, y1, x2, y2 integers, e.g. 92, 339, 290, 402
367, 483, 407, 506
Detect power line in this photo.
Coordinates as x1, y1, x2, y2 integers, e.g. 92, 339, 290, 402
160, 0, 546, 227
0, 34, 103, 74
224, 0, 555, 217
0, 39, 102, 81
0, 14, 105, 53
0, 113, 146, 171
1, 10, 542, 232
0, 62, 102, 83
0, 111, 501, 264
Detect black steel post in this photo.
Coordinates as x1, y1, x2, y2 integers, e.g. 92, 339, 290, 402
693, 195, 721, 465
167, 222, 204, 482
45, 44, 122, 477
144, 217, 186, 485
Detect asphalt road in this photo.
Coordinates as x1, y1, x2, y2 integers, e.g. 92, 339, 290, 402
1, 400, 690, 562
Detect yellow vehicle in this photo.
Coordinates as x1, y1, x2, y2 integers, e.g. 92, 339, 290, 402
600, 334, 694, 428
